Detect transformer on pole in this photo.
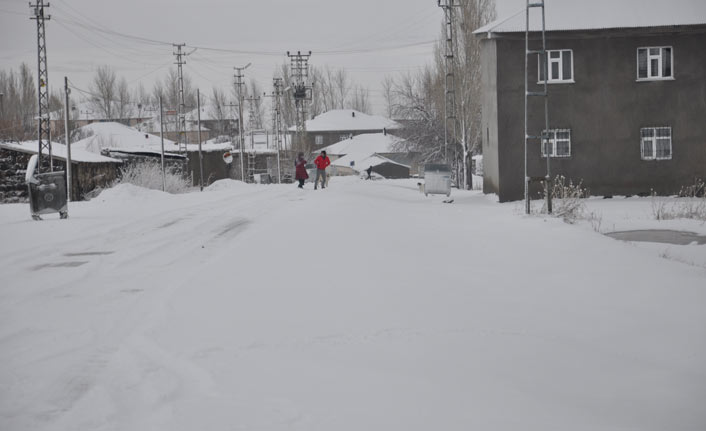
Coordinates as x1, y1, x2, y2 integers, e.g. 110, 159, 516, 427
30, 0, 51, 173
286, 51, 312, 154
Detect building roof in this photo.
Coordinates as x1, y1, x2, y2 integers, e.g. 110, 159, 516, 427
474, 0, 706, 36
0, 141, 122, 164
73, 122, 181, 156
323, 132, 402, 155
365, 154, 410, 169
288, 109, 402, 133
329, 133, 406, 171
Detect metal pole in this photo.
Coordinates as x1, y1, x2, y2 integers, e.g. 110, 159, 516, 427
63, 76, 72, 202
159, 96, 166, 192
542, 1, 552, 214
524, 0, 530, 214
197, 89, 204, 191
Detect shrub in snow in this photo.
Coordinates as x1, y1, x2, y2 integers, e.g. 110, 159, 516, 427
538, 175, 588, 223
651, 179, 706, 221
117, 161, 192, 194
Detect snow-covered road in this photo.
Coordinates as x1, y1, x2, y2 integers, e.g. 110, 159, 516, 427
1, 178, 705, 431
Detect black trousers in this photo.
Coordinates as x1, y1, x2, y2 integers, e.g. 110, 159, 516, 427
298, 178, 305, 187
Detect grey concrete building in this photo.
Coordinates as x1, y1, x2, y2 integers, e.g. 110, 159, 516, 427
476, 14, 706, 202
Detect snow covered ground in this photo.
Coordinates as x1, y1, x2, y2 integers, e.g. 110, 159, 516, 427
1, 178, 705, 431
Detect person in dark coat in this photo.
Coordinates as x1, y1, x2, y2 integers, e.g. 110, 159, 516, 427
294, 152, 308, 188
366, 165, 373, 180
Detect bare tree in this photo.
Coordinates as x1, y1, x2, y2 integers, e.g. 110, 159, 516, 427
248, 79, 265, 130
0, 63, 37, 141
350, 85, 371, 114
381, 75, 395, 118
91, 65, 116, 120
383, 0, 496, 187
208, 86, 230, 136
116, 77, 131, 123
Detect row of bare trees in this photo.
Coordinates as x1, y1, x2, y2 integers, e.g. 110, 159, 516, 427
0, 59, 373, 144
382, 0, 496, 188
0, 63, 64, 142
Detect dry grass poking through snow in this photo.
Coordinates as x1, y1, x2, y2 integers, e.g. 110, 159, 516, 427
118, 161, 192, 194
651, 180, 706, 222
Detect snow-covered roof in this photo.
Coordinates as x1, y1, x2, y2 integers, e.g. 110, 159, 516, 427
0, 141, 122, 164
362, 154, 410, 169
329, 133, 406, 171
474, 0, 706, 35
323, 132, 402, 156
73, 122, 180, 156
288, 110, 402, 133
73, 122, 229, 156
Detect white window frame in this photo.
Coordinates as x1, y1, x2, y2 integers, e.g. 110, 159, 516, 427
538, 49, 574, 84
640, 126, 672, 160
541, 129, 571, 158
637, 46, 674, 81
315, 135, 323, 147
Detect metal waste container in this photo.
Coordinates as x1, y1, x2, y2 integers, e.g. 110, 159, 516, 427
423, 163, 451, 197
26, 155, 68, 220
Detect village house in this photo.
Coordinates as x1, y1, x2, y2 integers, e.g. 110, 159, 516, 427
475, 10, 706, 202
289, 109, 402, 151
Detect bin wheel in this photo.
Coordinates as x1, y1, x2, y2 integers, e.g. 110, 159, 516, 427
60, 211, 69, 220
32, 215, 42, 221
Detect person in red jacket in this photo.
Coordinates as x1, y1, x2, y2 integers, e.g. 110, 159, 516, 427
313, 150, 330, 189
294, 152, 308, 188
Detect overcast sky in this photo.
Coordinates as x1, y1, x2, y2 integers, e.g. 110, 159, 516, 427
1, 0, 704, 115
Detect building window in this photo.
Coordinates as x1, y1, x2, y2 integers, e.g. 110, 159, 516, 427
315, 135, 323, 147
541, 129, 571, 158
641, 127, 672, 160
339, 134, 350, 141
637, 47, 673, 80
539, 50, 573, 83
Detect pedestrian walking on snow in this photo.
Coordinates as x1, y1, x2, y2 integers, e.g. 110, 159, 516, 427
314, 150, 330, 189
366, 165, 373, 180
294, 152, 308, 188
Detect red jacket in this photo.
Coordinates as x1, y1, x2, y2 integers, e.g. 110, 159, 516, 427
314, 155, 330, 170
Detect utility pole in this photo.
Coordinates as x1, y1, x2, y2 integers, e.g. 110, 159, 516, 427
245, 95, 261, 131
159, 96, 166, 192
438, 0, 464, 185
172, 44, 188, 154
30, 0, 51, 172
197, 89, 204, 191
286, 51, 312, 154
264, 77, 284, 183
234, 63, 251, 181
63, 76, 72, 201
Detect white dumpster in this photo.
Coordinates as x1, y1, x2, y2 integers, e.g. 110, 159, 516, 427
423, 163, 451, 197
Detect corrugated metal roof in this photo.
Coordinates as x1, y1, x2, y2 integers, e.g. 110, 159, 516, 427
474, 0, 706, 35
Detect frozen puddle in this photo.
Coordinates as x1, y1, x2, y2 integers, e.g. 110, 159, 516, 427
606, 230, 706, 245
